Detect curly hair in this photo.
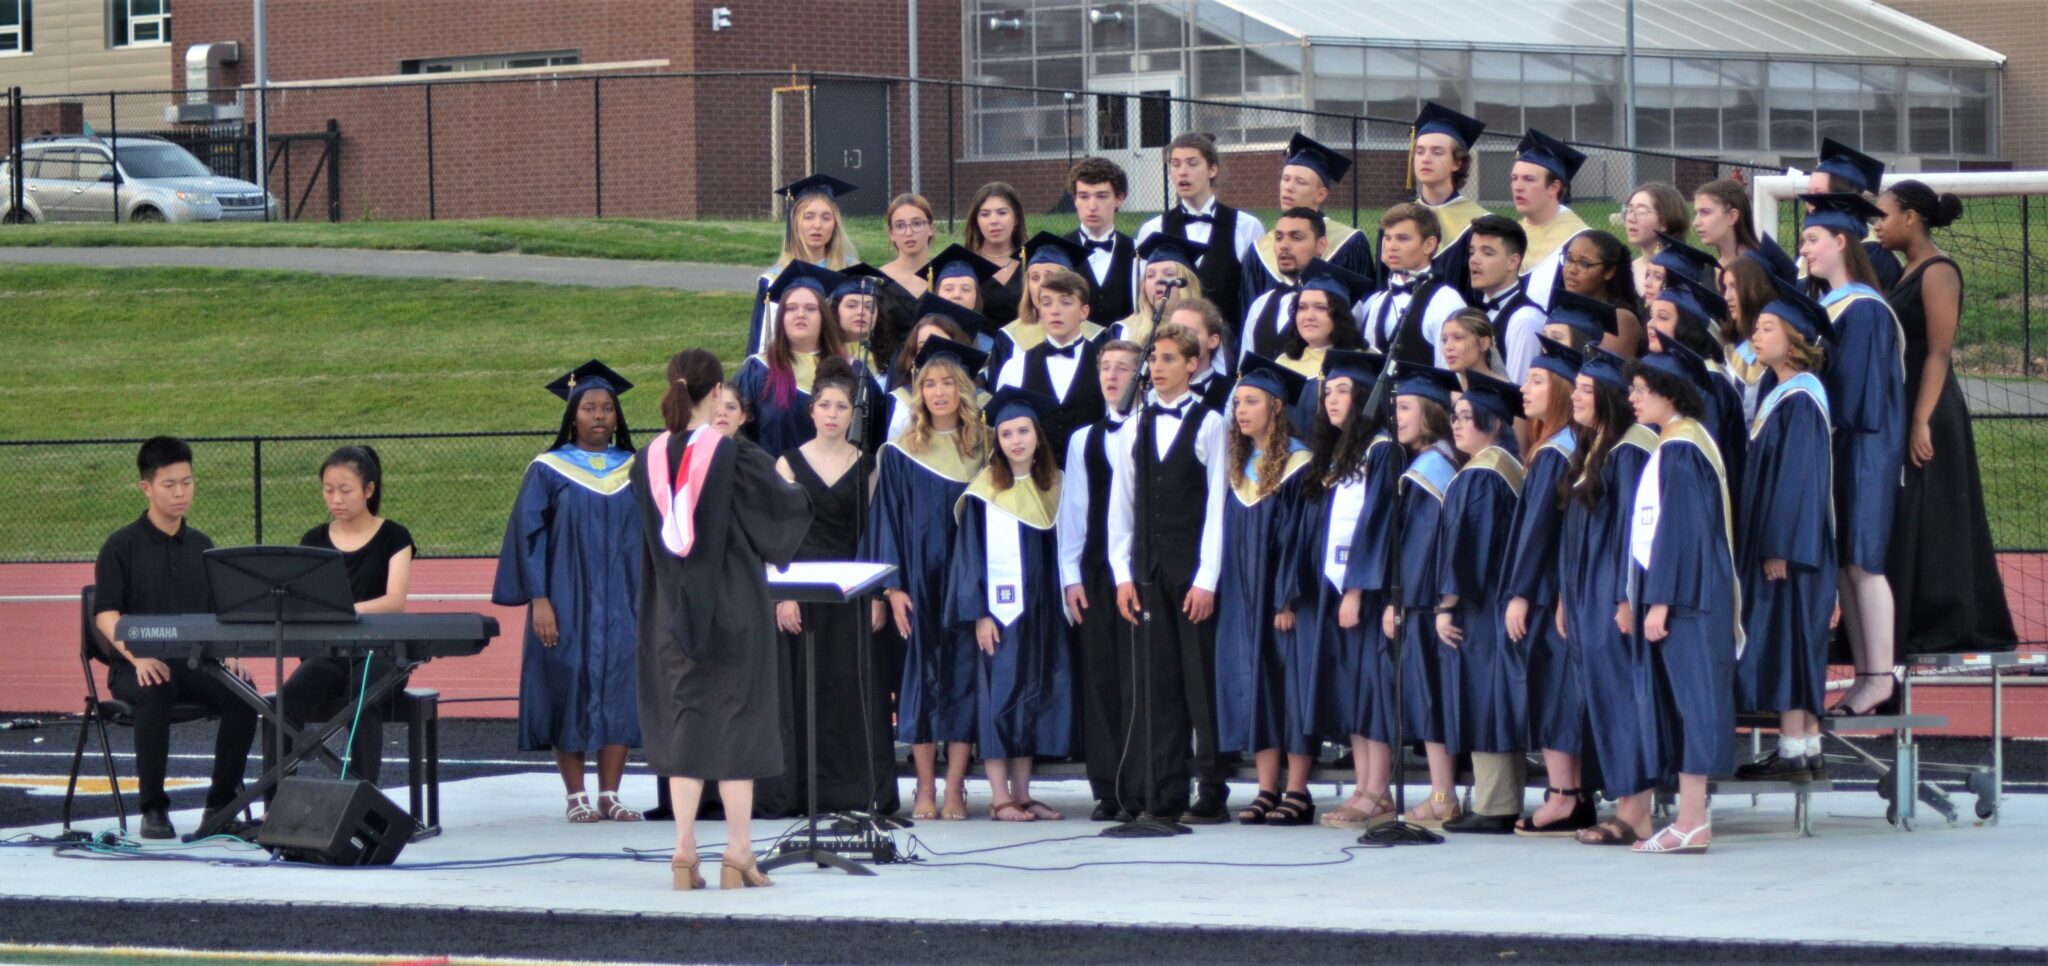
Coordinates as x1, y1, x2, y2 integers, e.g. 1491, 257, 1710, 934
1561, 377, 1636, 512
1227, 389, 1298, 498
1303, 375, 1379, 503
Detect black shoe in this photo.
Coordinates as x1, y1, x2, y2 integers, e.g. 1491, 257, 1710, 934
139, 807, 175, 840
200, 808, 260, 839
1806, 755, 1829, 782
1733, 751, 1814, 783
1180, 785, 1229, 825
1442, 812, 1518, 834
1090, 802, 1121, 822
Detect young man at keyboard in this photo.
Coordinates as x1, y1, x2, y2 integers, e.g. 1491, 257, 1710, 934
92, 436, 259, 840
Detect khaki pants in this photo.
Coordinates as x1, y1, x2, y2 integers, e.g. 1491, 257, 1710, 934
1470, 752, 1528, 817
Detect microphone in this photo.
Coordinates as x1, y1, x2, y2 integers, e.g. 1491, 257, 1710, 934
0, 718, 41, 731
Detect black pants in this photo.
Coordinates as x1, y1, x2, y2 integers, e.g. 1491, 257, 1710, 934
1132, 569, 1226, 815
279, 655, 390, 785
106, 662, 258, 814
1075, 563, 1130, 810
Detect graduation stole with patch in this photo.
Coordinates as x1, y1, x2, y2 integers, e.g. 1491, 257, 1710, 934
958, 469, 1062, 626
1628, 416, 1744, 656
645, 428, 719, 558
1323, 434, 1389, 590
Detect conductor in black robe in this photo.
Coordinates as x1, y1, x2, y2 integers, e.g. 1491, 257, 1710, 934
633, 348, 813, 890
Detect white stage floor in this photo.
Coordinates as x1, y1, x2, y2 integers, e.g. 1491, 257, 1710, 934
5, 773, 2041, 951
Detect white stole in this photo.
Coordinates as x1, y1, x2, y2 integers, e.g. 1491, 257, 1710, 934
985, 504, 1027, 626
1323, 477, 1368, 590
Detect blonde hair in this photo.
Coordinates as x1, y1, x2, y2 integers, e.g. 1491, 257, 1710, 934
1125, 260, 1204, 334
777, 194, 859, 270
904, 357, 989, 461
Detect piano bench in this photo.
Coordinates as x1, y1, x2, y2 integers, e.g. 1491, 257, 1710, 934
257, 686, 442, 839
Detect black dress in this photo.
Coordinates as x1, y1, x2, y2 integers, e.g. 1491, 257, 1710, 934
633, 429, 812, 780
981, 263, 1024, 326
281, 520, 417, 784
759, 449, 902, 817
1885, 257, 2017, 652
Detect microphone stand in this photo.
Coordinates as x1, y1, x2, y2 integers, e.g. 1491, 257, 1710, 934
1358, 270, 1443, 848
1105, 281, 1191, 838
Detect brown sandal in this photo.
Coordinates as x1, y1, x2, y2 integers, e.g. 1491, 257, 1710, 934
1576, 818, 1642, 846
990, 800, 1036, 822
1017, 798, 1064, 821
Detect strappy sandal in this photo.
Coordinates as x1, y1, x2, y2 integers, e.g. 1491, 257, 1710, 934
1321, 794, 1395, 829
990, 800, 1036, 822
1828, 672, 1898, 717
1515, 787, 1591, 837
565, 791, 600, 824
720, 855, 773, 889
940, 793, 969, 821
1018, 798, 1064, 821
1633, 822, 1711, 854
1237, 789, 1281, 825
1265, 790, 1316, 826
1403, 790, 1461, 829
671, 854, 705, 891
910, 786, 939, 821
1575, 818, 1642, 846
598, 791, 643, 822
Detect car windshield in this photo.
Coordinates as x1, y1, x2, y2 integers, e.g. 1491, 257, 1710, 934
116, 144, 217, 179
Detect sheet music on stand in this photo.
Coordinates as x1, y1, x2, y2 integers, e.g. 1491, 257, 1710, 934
767, 562, 896, 600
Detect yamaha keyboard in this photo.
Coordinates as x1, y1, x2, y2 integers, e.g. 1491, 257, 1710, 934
116, 613, 498, 662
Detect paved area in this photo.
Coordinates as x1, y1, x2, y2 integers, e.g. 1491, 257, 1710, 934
0, 246, 762, 292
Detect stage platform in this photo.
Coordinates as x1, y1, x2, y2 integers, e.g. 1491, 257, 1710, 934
3, 772, 2044, 962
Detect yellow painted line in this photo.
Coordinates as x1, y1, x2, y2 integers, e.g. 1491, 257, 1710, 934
0, 775, 208, 797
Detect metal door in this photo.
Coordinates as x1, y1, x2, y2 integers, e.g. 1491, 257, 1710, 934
1086, 73, 1184, 213
811, 80, 890, 217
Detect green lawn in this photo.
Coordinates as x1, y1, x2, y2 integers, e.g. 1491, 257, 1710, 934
0, 264, 748, 561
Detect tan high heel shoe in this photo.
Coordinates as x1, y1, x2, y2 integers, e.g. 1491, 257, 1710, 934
672, 855, 705, 891
720, 855, 773, 889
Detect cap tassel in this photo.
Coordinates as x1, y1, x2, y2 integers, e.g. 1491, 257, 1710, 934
1405, 127, 1417, 194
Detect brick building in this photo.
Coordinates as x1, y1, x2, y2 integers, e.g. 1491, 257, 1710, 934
1881, 0, 2048, 168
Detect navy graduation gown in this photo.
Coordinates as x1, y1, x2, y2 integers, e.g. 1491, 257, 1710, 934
1436, 447, 1526, 755
1700, 366, 1748, 519
864, 441, 980, 744
1822, 287, 1907, 573
731, 354, 813, 459
1563, 426, 1661, 797
493, 447, 644, 753
1736, 379, 1839, 716
947, 487, 1075, 759
1633, 421, 1738, 779
1505, 430, 1576, 754
1213, 449, 1312, 756
1303, 436, 1404, 745
1393, 444, 1456, 744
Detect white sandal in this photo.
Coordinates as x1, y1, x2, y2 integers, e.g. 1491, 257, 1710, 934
565, 791, 601, 824
1633, 821, 1711, 854
598, 791, 644, 822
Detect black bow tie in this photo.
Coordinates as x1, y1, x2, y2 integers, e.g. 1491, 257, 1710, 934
1483, 292, 1514, 314
1146, 400, 1191, 420
1044, 340, 1081, 359
1082, 238, 1114, 253
1386, 281, 1417, 297
1182, 212, 1215, 225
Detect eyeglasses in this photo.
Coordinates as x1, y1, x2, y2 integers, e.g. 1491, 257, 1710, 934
890, 219, 932, 233
1564, 256, 1604, 272
1450, 411, 1475, 425
1623, 204, 1658, 218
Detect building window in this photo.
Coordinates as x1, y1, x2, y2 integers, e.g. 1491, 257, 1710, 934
1, 0, 30, 54
110, 0, 168, 47
401, 50, 581, 75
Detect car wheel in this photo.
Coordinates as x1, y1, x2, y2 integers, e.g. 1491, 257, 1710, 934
130, 207, 165, 223
1, 209, 32, 225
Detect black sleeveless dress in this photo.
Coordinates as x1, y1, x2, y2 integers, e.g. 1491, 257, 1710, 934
1885, 257, 2017, 652
764, 448, 903, 816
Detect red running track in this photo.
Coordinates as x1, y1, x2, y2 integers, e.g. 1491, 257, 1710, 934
3, 556, 2045, 735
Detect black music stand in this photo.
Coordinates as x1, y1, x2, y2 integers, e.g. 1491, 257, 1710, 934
760, 561, 898, 877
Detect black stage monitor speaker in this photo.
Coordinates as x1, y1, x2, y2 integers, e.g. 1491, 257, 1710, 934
257, 777, 410, 866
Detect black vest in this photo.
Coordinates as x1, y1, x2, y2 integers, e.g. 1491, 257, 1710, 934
1189, 371, 1234, 411
1162, 204, 1245, 321
1021, 337, 1106, 447
1079, 417, 1121, 573
1133, 401, 1210, 587
1073, 229, 1136, 324
1246, 285, 1297, 362
1371, 278, 1448, 368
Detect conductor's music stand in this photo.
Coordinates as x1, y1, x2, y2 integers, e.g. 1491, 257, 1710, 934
760, 561, 898, 877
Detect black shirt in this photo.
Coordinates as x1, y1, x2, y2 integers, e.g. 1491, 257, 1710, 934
300, 520, 416, 605
93, 514, 216, 659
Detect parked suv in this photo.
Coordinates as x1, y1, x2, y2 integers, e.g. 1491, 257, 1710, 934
0, 135, 278, 223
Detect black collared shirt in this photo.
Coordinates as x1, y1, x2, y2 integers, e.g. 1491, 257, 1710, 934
93, 513, 215, 638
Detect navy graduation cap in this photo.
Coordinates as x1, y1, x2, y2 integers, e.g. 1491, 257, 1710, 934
1024, 231, 1092, 271
1321, 347, 1386, 384
1297, 258, 1376, 307
1515, 128, 1587, 183
1817, 137, 1885, 195
1762, 272, 1836, 345
1413, 102, 1485, 150
920, 243, 1004, 285
1238, 352, 1311, 402
1798, 192, 1883, 239
832, 263, 888, 302
1747, 232, 1799, 284
1460, 369, 1524, 422
774, 173, 858, 207
1393, 363, 1461, 408
1656, 269, 1730, 326
913, 335, 991, 375
1283, 132, 1352, 187
1547, 290, 1619, 341
1530, 334, 1585, 383
1650, 232, 1720, 287
1579, 345, 1631, 390
985, 386, 1062, 428
547, 359, 633, 402
767, 259, 851, 302
914, 291, 994, 339
1136, 232, 1209, 269
1641, 335, 1713, 389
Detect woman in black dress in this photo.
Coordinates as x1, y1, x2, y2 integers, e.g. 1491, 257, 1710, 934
634, 349, 812, 891
280, 445, 415, 785
1875, 182, 2017, 653
771, 358, 901, 816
